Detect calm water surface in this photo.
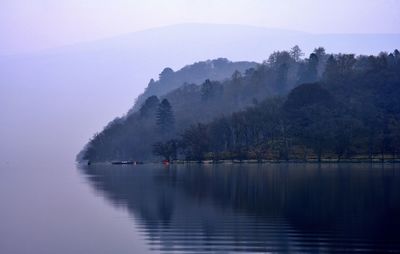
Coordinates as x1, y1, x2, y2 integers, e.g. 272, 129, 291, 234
81, 163, 400, 253
1, 162, 400, 253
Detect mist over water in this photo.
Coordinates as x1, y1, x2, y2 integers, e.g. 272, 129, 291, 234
0, 159, 151, 254
1, 24, 400, 165
1, 24, 400, 253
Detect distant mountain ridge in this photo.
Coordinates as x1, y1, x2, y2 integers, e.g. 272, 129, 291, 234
1, 23, 400, 163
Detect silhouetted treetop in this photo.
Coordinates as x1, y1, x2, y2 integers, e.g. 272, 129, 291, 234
79, 48, 400, 162
140, 95, 160, 117
157, 99, 175, 132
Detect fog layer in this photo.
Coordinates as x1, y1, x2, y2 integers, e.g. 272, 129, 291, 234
1, 24, 399, 164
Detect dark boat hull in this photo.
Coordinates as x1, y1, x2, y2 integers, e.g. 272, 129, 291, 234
111, 161, 134, 165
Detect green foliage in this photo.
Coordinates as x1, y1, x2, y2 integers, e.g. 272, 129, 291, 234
131, 59, 257, 113
290, 45, 304, 62
201, 79, 223, 101
80, 48, 400, 162
156, 99, 175, 132
152, 139, 178, 161
139, 95, 160, 118
179, 124, 209, 161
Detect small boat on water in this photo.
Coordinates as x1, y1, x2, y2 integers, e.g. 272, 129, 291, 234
111, 161, 144, 165
111, 161, 134, 165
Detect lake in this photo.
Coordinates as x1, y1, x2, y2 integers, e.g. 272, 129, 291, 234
1, 162, 400, 253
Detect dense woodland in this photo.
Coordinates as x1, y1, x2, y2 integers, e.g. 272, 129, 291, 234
130, 58, 256, 113
79, 47, 400, 162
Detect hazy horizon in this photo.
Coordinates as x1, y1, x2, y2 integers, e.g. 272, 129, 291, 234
1, 22, 400, 165
3, 22, 400, 57
1, 2, 400, 165
1, 0, 400, 54
1, 2, 400, 254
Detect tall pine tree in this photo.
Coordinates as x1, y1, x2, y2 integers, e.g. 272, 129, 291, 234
156, 99, 175, 133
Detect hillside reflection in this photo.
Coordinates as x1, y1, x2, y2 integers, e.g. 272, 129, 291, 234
79, 163, 400, 253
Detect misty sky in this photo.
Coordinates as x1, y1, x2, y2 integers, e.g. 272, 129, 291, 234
1, 0, 400, 54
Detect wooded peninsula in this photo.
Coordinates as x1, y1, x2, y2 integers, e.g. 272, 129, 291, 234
78, 47, 400, 163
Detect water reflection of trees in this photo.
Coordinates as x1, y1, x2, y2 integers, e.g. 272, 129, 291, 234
79, 163, 400, 253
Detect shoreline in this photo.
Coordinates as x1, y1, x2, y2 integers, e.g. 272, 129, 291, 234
84, 158, 400, 165
170, 159, 400, 164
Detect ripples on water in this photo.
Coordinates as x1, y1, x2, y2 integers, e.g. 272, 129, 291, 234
79, 163, 400, 253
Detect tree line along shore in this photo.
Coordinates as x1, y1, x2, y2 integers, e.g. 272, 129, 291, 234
80, 47, 400, 164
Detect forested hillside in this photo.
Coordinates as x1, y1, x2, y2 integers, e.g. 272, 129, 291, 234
130, 58, 257, 113
79, 47, 400, 162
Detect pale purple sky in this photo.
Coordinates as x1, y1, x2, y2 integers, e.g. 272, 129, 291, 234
1, 0, 399, 54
